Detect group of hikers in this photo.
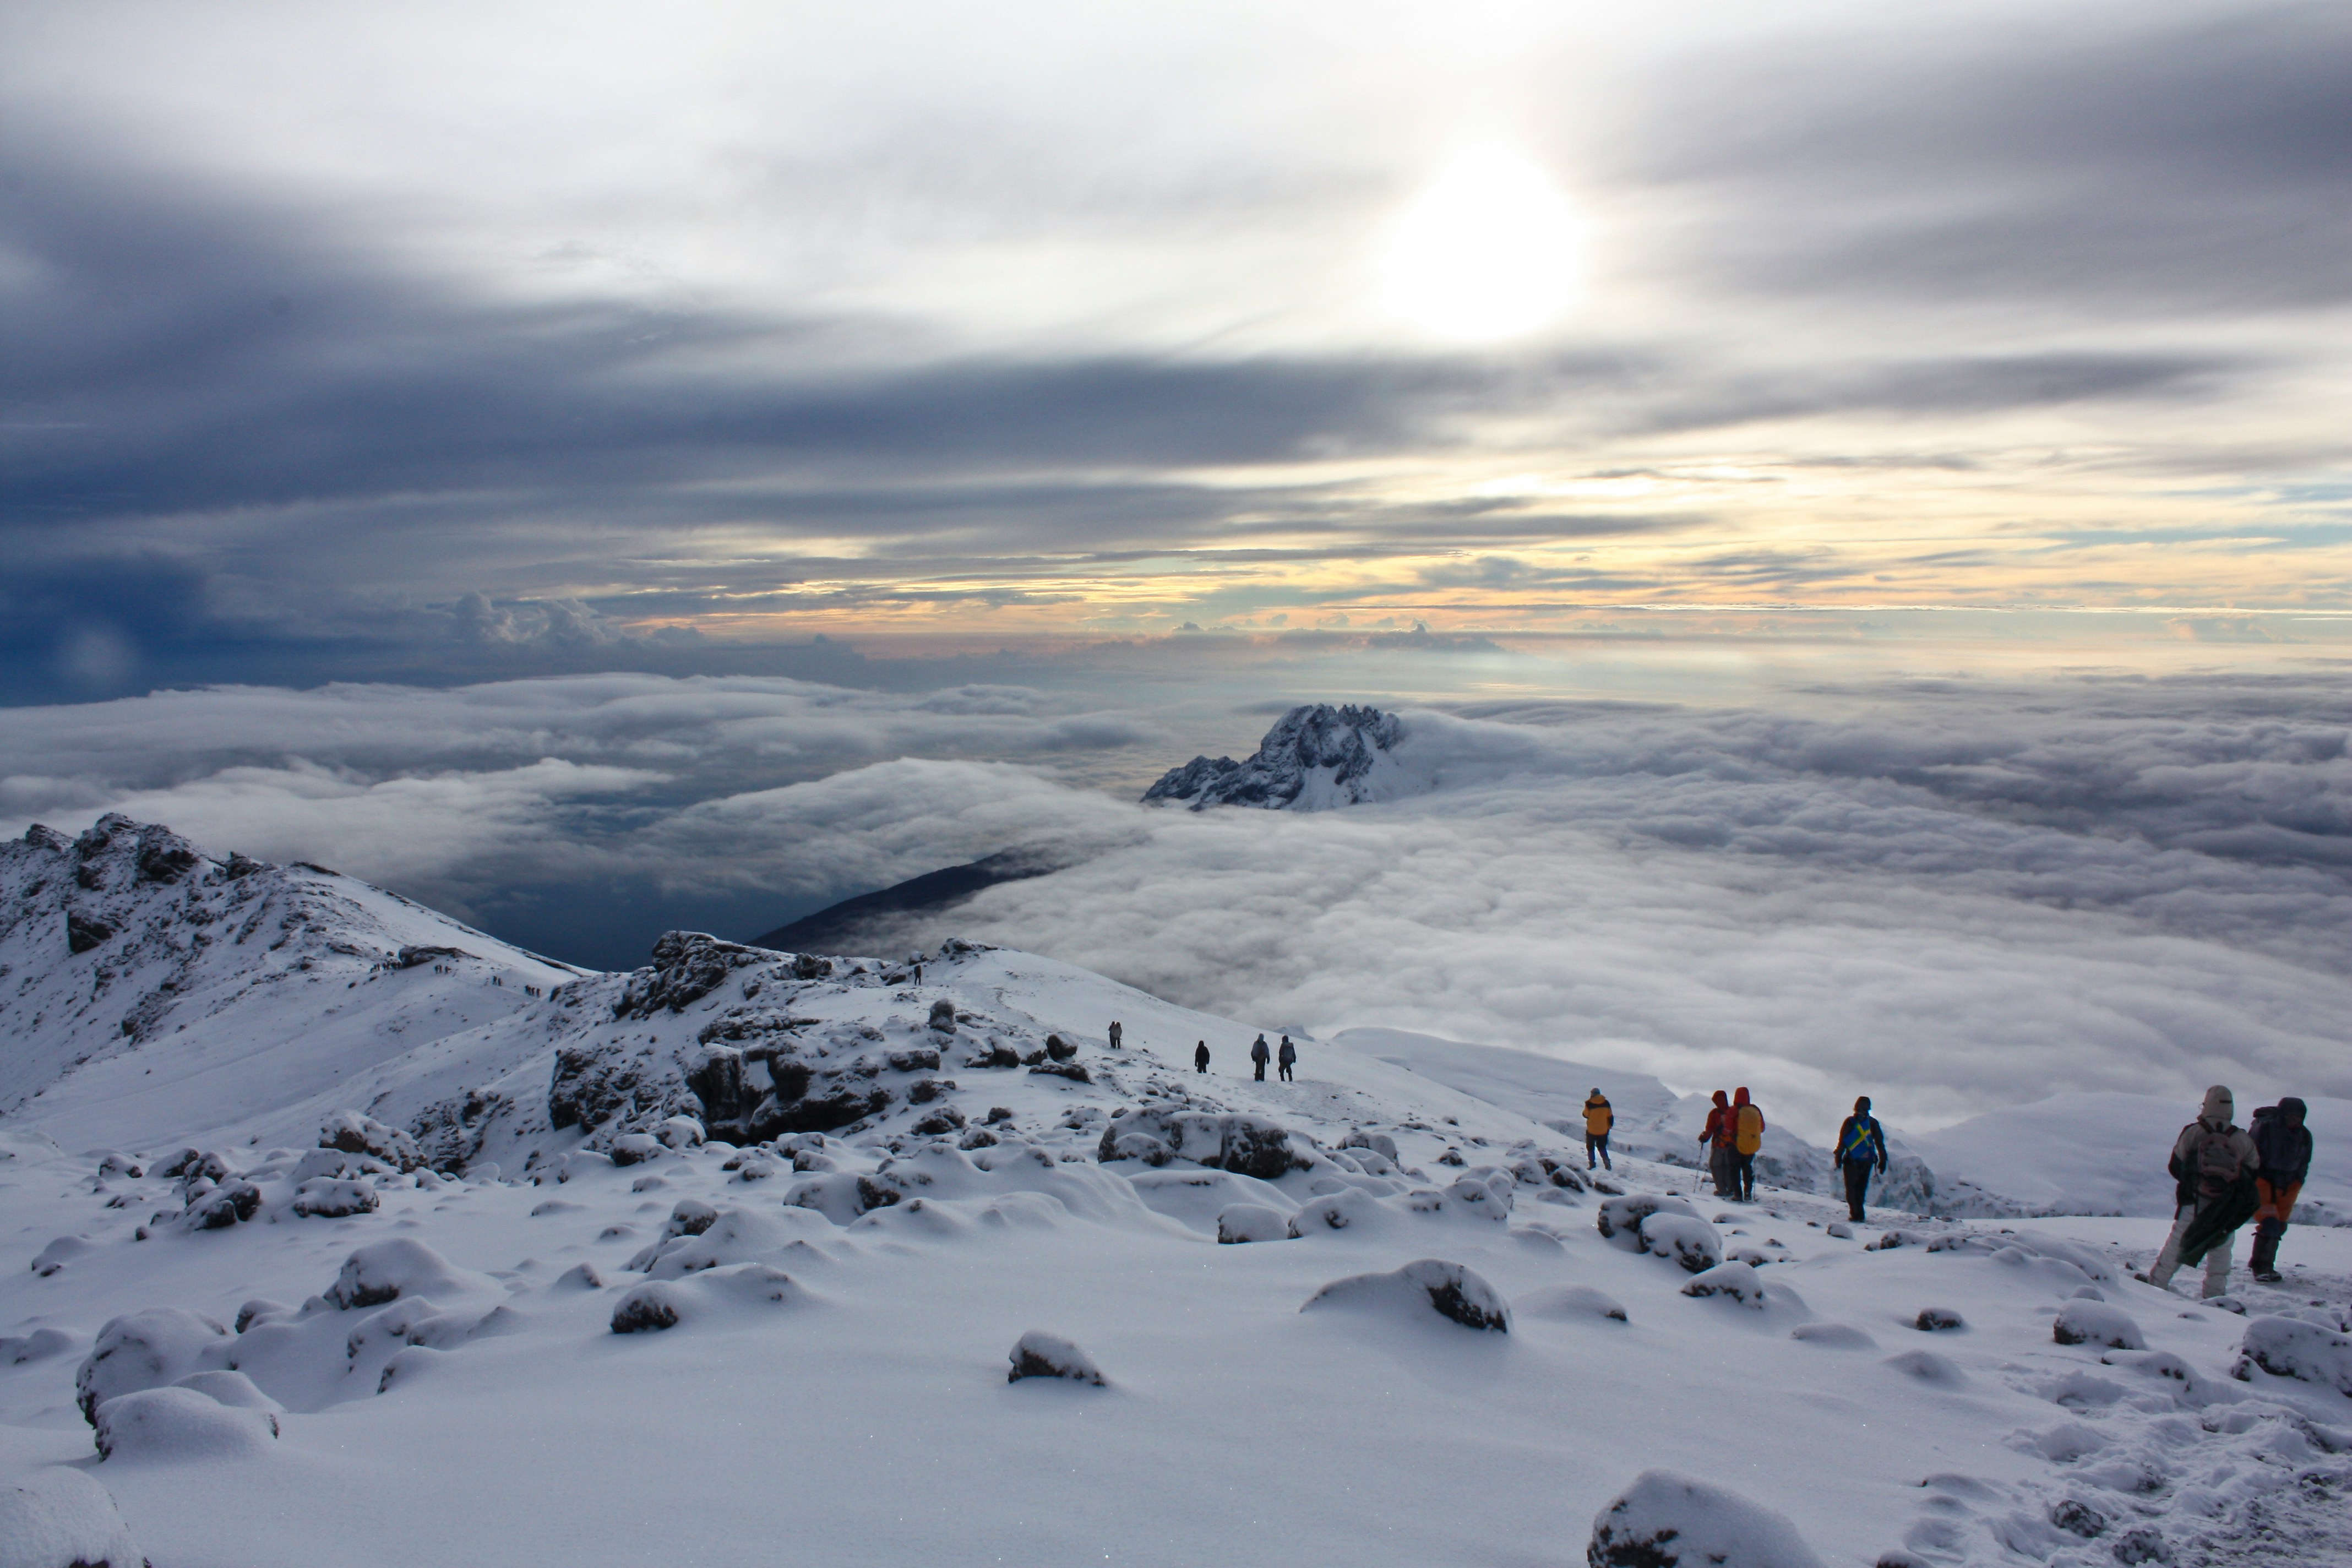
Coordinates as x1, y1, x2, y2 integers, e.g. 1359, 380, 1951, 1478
1162, 1026, 2321, 1293
1187, 1033, 1298, 1081
2144, 1088, 2313, 1295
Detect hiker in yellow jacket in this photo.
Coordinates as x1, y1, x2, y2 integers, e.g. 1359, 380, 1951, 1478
1731, 1087, 1765, 1202
1583, 1090, 1613, 1171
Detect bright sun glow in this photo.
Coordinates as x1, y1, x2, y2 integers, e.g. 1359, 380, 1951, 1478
1382, 145, 1581, 342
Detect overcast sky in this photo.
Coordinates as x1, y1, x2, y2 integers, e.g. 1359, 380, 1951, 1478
5, 0, 2349, 699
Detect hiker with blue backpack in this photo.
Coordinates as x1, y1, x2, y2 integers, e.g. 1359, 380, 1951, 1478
1834, 1096, 1888, 1222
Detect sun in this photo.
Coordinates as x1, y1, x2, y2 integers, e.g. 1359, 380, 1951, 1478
1381, 145, 1582, 342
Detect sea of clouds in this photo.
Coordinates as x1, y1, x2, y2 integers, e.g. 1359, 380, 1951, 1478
4, 667, 2347, 1140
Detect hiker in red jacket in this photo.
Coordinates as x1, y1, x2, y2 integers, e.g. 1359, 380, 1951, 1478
1698, 1090, 1735, 1198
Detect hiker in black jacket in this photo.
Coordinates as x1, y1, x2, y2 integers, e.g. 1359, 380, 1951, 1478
1250, 1034, 1271, 1081
2248, 1097, 2313, 1284
1193, 1041, 1210, 1074
1277, 1036, 1297, 1082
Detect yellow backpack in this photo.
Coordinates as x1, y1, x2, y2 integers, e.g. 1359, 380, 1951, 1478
1735, 1104, 1763, 1155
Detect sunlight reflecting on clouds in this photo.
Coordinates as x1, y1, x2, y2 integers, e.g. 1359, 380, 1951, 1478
1382, 145, 1582, 341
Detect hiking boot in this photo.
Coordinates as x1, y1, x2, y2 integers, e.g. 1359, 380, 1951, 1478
2255, 1269, 2283, 1284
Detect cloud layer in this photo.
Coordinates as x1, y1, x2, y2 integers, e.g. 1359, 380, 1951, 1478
7, 667, 2349, 1139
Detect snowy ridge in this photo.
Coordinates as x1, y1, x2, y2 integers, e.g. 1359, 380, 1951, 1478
1141, 703, 1415, 810
2, 819, 2350, 1566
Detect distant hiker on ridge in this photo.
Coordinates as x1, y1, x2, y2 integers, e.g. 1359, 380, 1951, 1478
1732, 1087, 1764, 1202
1250, 1033, 1271, 1082
1583, 1089, 1613, 1170
2146, 1085, 2259, 1298
1277, 1035, 1297, 1082
1698, 1090, 1735, 1199
1834, 1097, 1888, 1223
1108, 1021, 1123, 1050
1194, 1041, 1210, 1074
2248, 1097, 2312, 1284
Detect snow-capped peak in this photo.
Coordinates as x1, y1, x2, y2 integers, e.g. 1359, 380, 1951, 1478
1141, 703, 1412, 810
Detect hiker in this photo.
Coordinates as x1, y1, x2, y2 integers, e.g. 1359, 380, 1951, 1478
1250, 1034, 1271, 1081
1583, 1089, 1613, 1170
1732, 1087, 1764, 1201
1277, 1036, 1297, 1082
2147, 1086, 2260, 1298
1698, 1090, 1735, 1198
1194, 1041, 1210, 1074
2248, 1097, 2313, 1284
1834, 1096, 1888, 1222
1108, 1021, 1123, 1050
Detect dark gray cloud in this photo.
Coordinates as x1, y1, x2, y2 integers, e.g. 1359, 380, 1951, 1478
1634, 4, 2352, 310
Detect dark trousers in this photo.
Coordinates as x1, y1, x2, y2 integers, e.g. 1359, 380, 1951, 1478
1843, 1161, 1874, 1221
1253, 1060, 1266, 1080
1734, 1152, 1755, 1200
1709, 1144, 1736, 1197
1195, 1061, 1207, 1074
1586, 1132, 1610, 1169
2250, 1216, 2287, 1273
1278, 1063, 1292, 1081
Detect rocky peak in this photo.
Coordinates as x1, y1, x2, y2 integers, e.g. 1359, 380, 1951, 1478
1141, 703, 1405, 811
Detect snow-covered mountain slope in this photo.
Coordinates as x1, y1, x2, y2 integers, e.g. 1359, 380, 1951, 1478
3, 818, 2350, 1567
0, 816, 584, 1153
1142, 703, 1414, 809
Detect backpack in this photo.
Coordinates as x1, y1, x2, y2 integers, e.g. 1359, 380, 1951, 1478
1735, 1104, 1763, 1155
2191, 1123, 2247, 1200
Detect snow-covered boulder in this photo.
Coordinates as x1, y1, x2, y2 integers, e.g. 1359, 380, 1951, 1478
320, 1110, 423, 1173
1640, 1214, 1723, 1275
611, 1283, 680, 1333
1587, 1470, 1826, 1568
1680, 1261, 1766, 1306
1596, 1193, 1697, 1246
0, 1469, 144, 1567
29, 1235, 91, 1277
1286, 1189, 1395, 1238
187, 1180, 262, 1229
94, 1386, 278, 1461
1006, 1331, 1106, 1386
656, 1115, 705, 1150
75, 1307, 230, 1425
1095, 1108, 1309, 1179
173, 1369, 280, 1412
1217, 1204, 1290, 1244
2233, 1316, 2352, 1397
2052, 1302, 2145, 1351
1301, 1259, 1510, 1332
325, 1239, 476, 1310
290, 1178, 378, 1218
1913, 1308, 1966, 1333
1517, 1285, 1627, 1324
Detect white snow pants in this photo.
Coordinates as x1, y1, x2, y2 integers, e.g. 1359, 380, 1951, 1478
2148, 1204, 2231, 1297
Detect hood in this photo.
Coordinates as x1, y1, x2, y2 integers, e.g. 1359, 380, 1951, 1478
2278, 1096, 2307, 1126
1733, 1087, 1751, 1107
2199, 1085, 2234, 1127
1711, 1090, 1729, 1107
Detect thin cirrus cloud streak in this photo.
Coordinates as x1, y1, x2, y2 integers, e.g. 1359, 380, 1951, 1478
4, 670, 2349, 1136
2, 1, 2349, 704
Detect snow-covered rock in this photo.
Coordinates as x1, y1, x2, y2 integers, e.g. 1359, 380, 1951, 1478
1142, 704, 1408, 811
1680, 1261, 1766, 1306
2052, 1301, 2146, 1351
94, 1385, 279, 1461
325, 1239, 480, 1310
1095, 1107, 1309, 1178
75, 1306, 231, 1424
1301, 1259, 1510, 1332
1217, 1204, 1290, 1244
1640, 1213, 1723, 1275
0, 1469, 144, 1567
2233, 1315, 2352, 1397
1006, 1331, 1105, 1385
1587, 1470, 1826, 1568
